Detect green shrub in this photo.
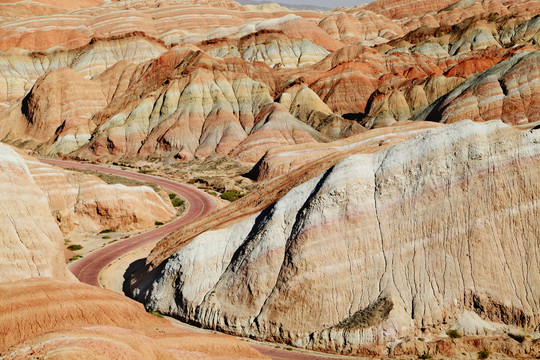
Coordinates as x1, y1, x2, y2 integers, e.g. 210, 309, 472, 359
67, 244, 83, 251
168, 193, 176, 200
220, 190, 244, 202
171, 198, 184, 207
508, 333, 526, 343
446, 329, 461, 338
155, 221, 164, 226
99, 229, 115, 234
69, 254, 83, 261
149, 311, 164, 318
477, 350, 491, 359
418, 352, 432, 359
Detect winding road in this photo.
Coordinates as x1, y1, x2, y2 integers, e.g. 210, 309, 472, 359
39, 158, 356, 360
39, 158, 217, 286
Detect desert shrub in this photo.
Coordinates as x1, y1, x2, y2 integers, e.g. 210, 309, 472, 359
69, 254, 83, 261
220, 190, 244, 202
169, 193, 176, 200
334, 296, 393, 330
64, 239, 71, 244
99, 229, 115, 234
155, 221, 164, 226
149, 311, 164, 318
67, 244, 83, 251
171, 198, 184, 207
447, 329, 461, 338
102, 236, 111, 239
418, 352, 432, 359
478, 350, 491, 359
508, 333, 526, 343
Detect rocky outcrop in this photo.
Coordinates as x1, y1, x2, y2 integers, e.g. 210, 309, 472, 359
199, 30, 330, 68
0, 279, 268, 359
0, 34, 167, 107
25, 156, 175, 235
0, 141, 266, 359
318, 11, 403, 46
415, 51, 540, 125
132, 121, 540, 356
251, 121, 441, 182
0, 142, 175, 236
0, 143, 73, 282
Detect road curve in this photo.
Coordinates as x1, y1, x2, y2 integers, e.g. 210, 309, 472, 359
39, 158, 355, 360
39, 158, 217, 286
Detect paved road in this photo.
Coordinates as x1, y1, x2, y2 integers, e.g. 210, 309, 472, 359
39, 158, 217, 286
39, 158, 357, 360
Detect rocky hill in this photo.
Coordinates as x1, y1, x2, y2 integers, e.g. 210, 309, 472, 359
132, 120, 540, 358
1, 0, 540, 358
0, 0, 538, 165
0, 143, 267, 359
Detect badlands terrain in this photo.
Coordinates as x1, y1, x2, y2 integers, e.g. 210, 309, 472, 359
0, 0, 539, 359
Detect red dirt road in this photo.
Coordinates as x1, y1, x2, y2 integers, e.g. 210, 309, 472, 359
39, 158, 217, 286
39, 158, 356, 360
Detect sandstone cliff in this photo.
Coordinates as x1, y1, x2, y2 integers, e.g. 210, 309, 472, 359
132, 121, 540, 357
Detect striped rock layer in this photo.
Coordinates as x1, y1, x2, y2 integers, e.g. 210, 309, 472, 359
0, 278, 268, 360
133, 121, 540, 356
0, 142, 174, 282
0, 143, 267, 360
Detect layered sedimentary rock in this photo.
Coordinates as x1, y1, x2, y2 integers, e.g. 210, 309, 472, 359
0, 278, 267, 360
416, 51, 540, 125
251, 121, 441, 182
2, 143, 175, 238
199, 29, 331, 68
0, 143, 73, 282
0, 34, 167, 107
1, 0, 539, 157
133, 121, 540, 356
318, 11, 403, 46
25, 157, 175, 235
0, 141, 266, 359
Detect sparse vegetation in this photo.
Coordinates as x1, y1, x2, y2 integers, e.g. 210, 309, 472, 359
171, 197, 184, 207
138, 168, 155, 174
205, 190, 218, 196
334, 296, 393, 330
64, 239, 71, 244
155, 221, 164, 226
446, 329, 461, 338
220, 190, 245, 202
102, 236, 111, 239
69, 254, 83, 261
67, 244, 83, 251
418, 351, 432, 359
99, 229, 115, 234
508, 333, 526, 343
418, 337, 425, 342
65, 167, 162, 193
478, 350, 491, 359
149, 311, 164, 318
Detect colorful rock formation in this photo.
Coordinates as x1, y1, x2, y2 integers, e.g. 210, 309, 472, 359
133, 121, 540, 357
0, 143, 266, 359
